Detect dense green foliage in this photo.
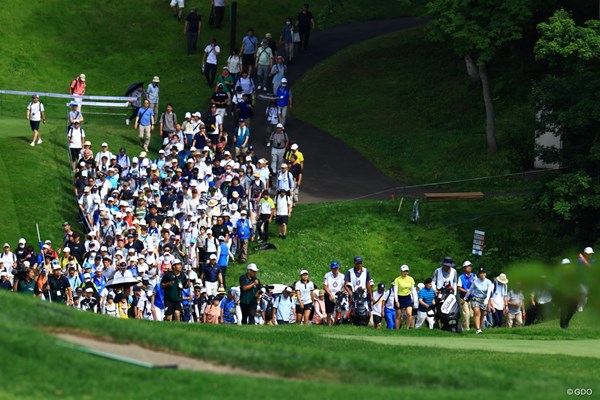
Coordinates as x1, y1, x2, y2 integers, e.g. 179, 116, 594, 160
533, 9, 600, 238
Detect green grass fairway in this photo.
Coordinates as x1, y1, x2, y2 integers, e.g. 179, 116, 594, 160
330, 335, 600, 359
2, 294, 599, 400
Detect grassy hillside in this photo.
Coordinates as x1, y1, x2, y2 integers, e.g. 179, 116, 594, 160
1, 293, 598, 399
293, 28, 535, 190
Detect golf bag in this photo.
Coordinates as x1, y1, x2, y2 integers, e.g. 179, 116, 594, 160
334, 292, 351, 325
350, 288, 371, 326
435, 283, 462, 333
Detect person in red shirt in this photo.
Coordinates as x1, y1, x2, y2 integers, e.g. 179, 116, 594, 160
70, 73, 86, 108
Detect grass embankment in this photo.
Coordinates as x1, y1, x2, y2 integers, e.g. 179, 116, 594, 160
294, 28, 535, 191
1, 293, 598, 400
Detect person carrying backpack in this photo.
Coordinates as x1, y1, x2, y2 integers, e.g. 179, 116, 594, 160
26, 94, 46, 147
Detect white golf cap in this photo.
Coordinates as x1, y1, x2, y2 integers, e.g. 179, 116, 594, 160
185, 112, 191, 118
291, 144, 298, 150
561, 258, 571, 264
400, 264, 409, 272
584, 247, 594, 254
462, 260, 472, 267
247, 263, 259, 272
299, 269, 309, 275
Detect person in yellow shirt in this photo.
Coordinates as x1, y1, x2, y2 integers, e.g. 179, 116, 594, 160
393, 264, 416, 329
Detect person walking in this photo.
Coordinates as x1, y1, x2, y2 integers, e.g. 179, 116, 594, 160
26, 94, 46, 147
271, 286, 294, 325
126, 83, 144, 126
393, 264, 416, 330
270, 56, 287, 95
161, 259, 187, 322
240, 28, 259, 75
256, 191, 274, 242
146, 77, 160, 117
416, 278, 436, 329
255, 39, 274, 92
468, 267, 494, 334
203, 38, 220, 88
184, 7, 202, 55
275, 78, 292, 126
239, 263, 260, 324
323, 262, 345, 326
296, 3, 315, 51
70, 73, 86, 107
235, 209, 252, 263
134, 99, 155, 152
275, 189, 292, 239
67, 120, 85, 170
457, 260, 476, 330
280, 17, 295, 64
295, 270, 315, 325
159, 103, 177, 140
269, 123, 289, 173
491, 273, 509, 328
212, 0, 227, 29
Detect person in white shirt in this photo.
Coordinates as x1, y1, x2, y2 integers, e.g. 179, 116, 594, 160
275, 189, 292, 239
490, 273, 509, 328
468, 267, 494, 334
294, 270, 315, 325
432, 256, 458, 295
95, 143, 113, 169
67, 120, 86, 170
26, 94, 46, 147
371, 283, 389, 329
203, 38, 221, 88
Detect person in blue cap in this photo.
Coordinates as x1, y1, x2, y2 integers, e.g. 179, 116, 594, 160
323, 261, 345, 326
432, 256, 458, 295
344, 256, 373, 300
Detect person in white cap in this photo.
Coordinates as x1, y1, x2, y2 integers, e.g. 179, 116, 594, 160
294, 269, 315, 325
147, 76, 160, 117
457, 260, 476, 330
275, 77, 292, 125
271, 286, 295, 325
201, 253, 224, 296
1, 242, 17, 275
95, 142, 113, 169
70, 73, 86, 108
578, 247, 595, 268
239, 263, 261, 324
269, 123, 289, 173
182, 111, 194, 145
26, 94, 46, 147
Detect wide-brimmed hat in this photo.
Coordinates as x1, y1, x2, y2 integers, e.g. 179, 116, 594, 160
496, 273, 508, 285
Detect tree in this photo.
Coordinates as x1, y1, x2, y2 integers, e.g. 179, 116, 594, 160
533, 9, 600, 238
423, 0, 532, 153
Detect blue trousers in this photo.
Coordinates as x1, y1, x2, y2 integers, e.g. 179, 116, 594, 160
384, 307, 396, 329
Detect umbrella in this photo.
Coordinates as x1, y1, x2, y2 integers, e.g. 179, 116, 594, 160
257, 93, 279, 102
125, 82, 145, 97
105, 275, 139, 289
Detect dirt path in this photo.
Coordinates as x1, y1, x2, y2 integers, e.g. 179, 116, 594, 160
54, 333, 281, 378
224, 17, 423, 203
328, 334, 600, 359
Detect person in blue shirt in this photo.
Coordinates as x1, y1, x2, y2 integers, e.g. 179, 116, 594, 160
275, 78, 292, 125
234, 119, 250, 156
240, 29, 259, 75
217, 236, 231, 287
416, 278, 436, 329
134, 99, 155, 153
235, 210, 253, 263
271, 286, 294, 324
457, 260, 476, 330
221, 289, 238, 324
